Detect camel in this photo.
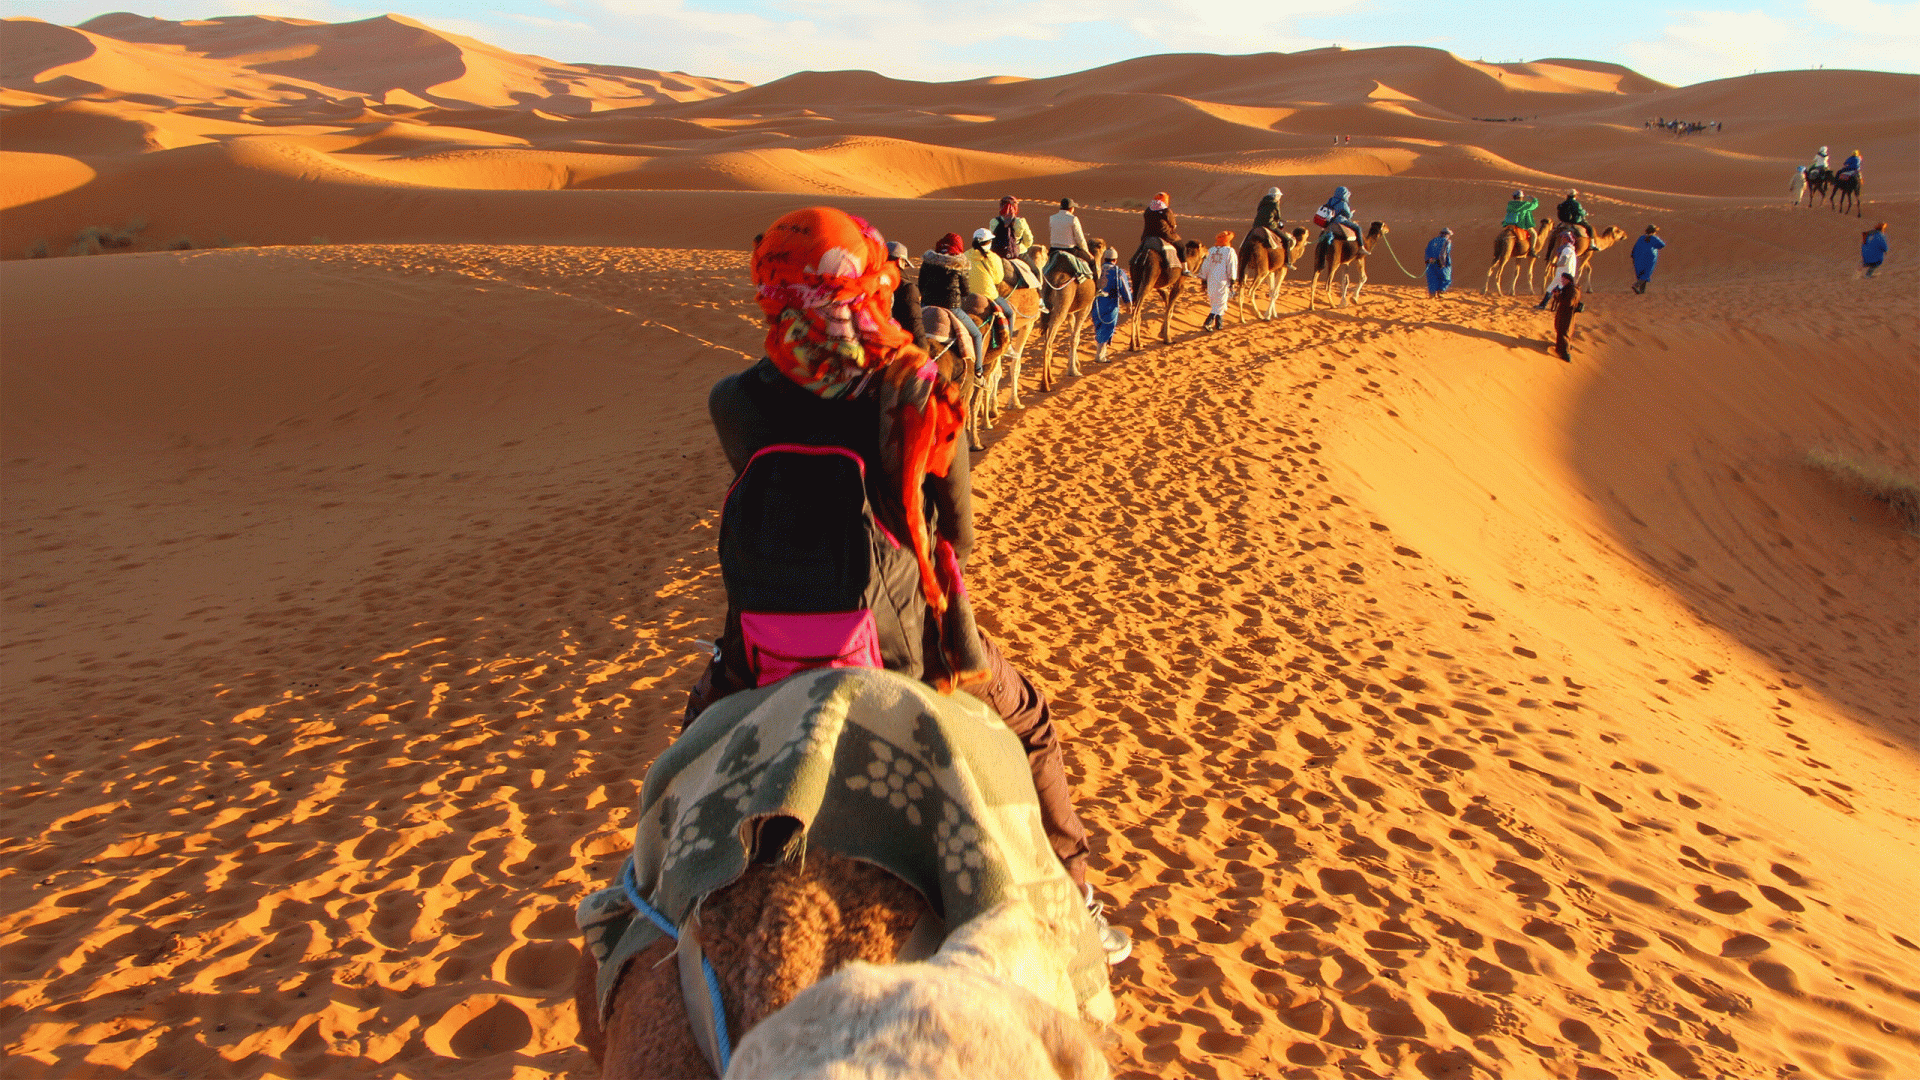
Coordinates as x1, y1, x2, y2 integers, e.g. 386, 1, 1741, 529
972, 283, 1042, 439
1805, 166, 1833, 208
1026, 239, 1108, 398
1831, 171, 1864, 217
577, 859, 1109, 1079
1127, 238, 1203, 349
1543, 224, 1629, 287
1483, 221, 1550, 295
1235, 226, 1309, 321
1306, 221, 1387, 310
574, 667, 1115, 1080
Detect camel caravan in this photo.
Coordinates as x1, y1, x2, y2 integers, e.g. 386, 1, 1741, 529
567, 185, 1664, 1078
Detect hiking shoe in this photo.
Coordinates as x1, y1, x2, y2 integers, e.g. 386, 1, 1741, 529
1085, 885, 1132, 965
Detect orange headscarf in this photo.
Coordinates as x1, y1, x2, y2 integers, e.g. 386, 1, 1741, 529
751, 207, 965, 614
1154, 191, 1170, 206
1215, 230, 1234, 247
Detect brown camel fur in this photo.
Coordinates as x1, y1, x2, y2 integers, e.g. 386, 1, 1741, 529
1127, 239, 1203, 349
1235, 227, 1309, 322
968, 287, 1041, 446
1029, 238, 1109, 396
1544, 224, 1629, 287
1307, 221, 1388, 310
1484, 222, 1550, 295
1832, 171, 1864, 217
576, 852, 927, 1080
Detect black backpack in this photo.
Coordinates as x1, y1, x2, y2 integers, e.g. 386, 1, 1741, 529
991, 216, 1020, 260
717, 444, 929, 688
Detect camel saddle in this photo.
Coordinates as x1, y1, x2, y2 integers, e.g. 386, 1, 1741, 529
1043, 249, 1092, 281
1136, 236, 1181, 272
576, 667, 1116, 1053
1248, 226, 1279, 250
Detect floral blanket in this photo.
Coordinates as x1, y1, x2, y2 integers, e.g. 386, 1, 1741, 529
576, 666, 1111, 1023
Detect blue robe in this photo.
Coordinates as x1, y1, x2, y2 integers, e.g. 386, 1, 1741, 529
1424, 235, 1452, 294
1092, 263, 1133, 344
1631, 235, 1665, 280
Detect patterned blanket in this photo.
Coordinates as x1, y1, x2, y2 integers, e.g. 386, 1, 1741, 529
577, 667, 1111, 1024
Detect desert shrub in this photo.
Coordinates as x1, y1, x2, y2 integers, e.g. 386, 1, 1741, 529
26, 240, 48, 258
168, 237, 194, 250
1806, 448, 1919, 531
67, 219, 148, 255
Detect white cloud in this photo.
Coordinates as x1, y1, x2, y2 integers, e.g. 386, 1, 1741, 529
500, 11, 597, 32
578, 0, 1365, 82
1622, 2, 1920, 83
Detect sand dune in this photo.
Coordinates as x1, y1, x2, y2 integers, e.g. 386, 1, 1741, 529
2, 13, 1917, 1080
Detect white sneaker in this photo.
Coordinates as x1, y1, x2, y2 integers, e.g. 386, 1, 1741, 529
1085, 884, 1132, 965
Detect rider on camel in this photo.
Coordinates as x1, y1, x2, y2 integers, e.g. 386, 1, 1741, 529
1141, 192, 1179, 246
700, 207, 1129, 963
1503, 189, 1539, 231
1047, 198, 1095, 280
1839, 150, 1862, 180
987, 195, 1034, 260
1318, 186, 1357, 243
1249, 187, 1285, 245
1811, 146, 1830, 172
1557, 189, 1591, 242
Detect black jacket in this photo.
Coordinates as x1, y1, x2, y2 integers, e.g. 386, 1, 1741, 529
708, 358, 973, 566
891, 279, 927, 350
917, 251, 970, 312
1142, 206, 1180, 244
1557, 197, 1587, 225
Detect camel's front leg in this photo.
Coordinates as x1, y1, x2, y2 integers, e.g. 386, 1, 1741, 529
983, 352, 1006, 428
1160, 287, 1176, 342
1351, 265, 1368, 304
1266, 271, 1283, 319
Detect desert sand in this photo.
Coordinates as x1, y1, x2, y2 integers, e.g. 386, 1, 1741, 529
2, 13, 1917, 1080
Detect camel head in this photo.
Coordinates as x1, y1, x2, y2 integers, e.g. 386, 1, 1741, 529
1366, 221, 1387, 239
1595, 226, 1628, 248
1089, 237, 1107, 263
1181, 239, 1204, 267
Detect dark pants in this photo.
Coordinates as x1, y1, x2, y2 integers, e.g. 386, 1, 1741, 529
684, 631, 1092, 889
1554, 309, 1576, 355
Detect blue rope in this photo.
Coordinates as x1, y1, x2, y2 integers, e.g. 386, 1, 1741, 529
622, 860, 733, 1073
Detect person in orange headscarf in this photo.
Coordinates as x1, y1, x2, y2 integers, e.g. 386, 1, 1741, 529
1199, 230, 1238, 331
693, 207, 1128, 962
1141, 191, 1181, 247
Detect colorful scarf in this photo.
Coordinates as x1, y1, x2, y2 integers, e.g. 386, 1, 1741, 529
752, 207, 965, 617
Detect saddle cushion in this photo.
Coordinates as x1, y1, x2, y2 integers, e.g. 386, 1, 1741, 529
577, 667, 1113, 1026
1043, 250, 1092, 280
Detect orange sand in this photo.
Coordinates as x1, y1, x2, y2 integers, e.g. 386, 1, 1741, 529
3, 13, 1917, 1080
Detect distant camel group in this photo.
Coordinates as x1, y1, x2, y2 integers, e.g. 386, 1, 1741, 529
1802, 167, 1866, 217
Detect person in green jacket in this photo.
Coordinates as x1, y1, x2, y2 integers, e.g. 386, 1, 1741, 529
1502, 189, 1539, 231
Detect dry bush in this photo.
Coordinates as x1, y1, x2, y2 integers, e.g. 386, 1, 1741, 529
26, 240, 49, 259
167, 238, 194, 250
67, 218, 148, 256
1806, 448, 1920, 531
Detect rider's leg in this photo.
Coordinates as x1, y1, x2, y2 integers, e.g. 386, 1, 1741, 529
973, 631, 1091, 889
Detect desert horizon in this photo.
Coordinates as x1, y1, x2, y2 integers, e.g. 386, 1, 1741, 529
2, 10, 1916, 1080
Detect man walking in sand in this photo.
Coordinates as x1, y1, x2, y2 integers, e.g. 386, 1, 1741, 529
1424, 227, 1453, 298
1861, 222, 1889, 278
1791, 165, 1808, 206
1549, 271, 1581, 361
1200, 231, 1237, 331
1630, 225, 1664, 294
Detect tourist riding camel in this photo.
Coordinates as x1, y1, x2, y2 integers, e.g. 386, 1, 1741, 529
1199, 231, 1238, 332
696, 207, 1129, 964
1141, 191, 1179, 247
1811, 146, 1830, 172
919, 231, 982, 363
1249, 186, 1285, 239
1316, 186, 1358, 242
1557, 189, 1591, 242
1091, 246, 1131, 364
1048, 198, 1095, 279
886, 241, 926, 350
1503, 189, 1539, 231
989, 195, 1034, 260
1838, 150, 1862, 181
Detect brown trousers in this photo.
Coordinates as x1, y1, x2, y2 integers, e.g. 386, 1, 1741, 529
684, 632, 1092, 889
1554, 308, 1576, 354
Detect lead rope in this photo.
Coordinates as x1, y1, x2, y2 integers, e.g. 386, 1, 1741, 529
622, 860, 732, 1075
1376, 235, 1426, 279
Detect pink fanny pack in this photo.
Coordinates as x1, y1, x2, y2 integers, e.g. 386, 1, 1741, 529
739, 609, 883, 688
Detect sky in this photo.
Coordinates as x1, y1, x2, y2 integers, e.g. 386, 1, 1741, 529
5, 0, 1918, 87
